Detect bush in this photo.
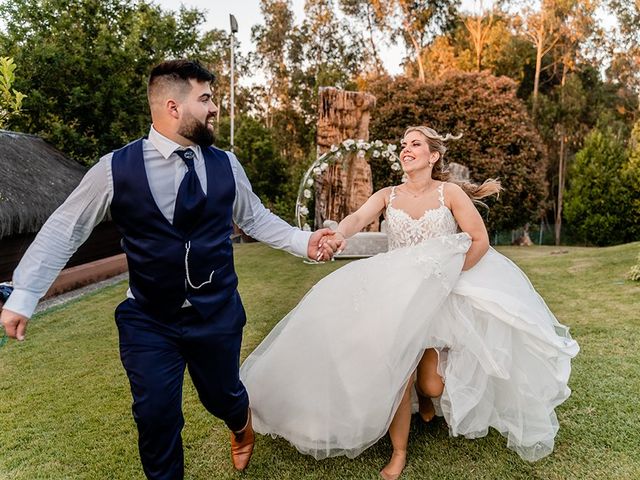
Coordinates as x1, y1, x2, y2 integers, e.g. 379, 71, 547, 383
564, 128, 638, 246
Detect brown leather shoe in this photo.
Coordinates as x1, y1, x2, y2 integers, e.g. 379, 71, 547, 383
230, 409, 255, 471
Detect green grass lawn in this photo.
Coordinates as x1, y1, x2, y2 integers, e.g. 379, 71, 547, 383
1, 242, 639, 479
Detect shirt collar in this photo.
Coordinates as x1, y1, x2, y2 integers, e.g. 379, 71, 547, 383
148, 125, 202, 160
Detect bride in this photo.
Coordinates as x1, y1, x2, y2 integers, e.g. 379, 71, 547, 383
240, 126, 579, 479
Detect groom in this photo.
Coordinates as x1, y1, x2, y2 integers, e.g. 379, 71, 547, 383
0, 59, 337, 479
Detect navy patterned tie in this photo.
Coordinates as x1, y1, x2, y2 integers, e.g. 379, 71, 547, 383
173, 148, 206, 233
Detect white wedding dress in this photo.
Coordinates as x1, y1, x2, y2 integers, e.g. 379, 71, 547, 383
240, 183, 579, 462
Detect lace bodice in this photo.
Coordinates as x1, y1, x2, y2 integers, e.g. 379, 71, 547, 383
386, 183, 459, 250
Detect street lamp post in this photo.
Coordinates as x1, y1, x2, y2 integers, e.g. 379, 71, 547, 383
229, 14, 238, 152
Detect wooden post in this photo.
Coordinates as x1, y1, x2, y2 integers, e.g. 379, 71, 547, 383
315, 87, 378, 231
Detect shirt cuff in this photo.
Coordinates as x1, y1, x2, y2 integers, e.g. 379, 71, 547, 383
291, 230, 313, 258
3, 289, 40, 319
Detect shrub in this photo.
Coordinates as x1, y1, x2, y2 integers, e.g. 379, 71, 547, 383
564, 128, 638, 246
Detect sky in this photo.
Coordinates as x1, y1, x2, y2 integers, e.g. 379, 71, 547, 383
153, 0, 464, 76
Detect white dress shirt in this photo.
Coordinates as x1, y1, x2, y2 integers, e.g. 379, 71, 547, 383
6, 126, 312, 319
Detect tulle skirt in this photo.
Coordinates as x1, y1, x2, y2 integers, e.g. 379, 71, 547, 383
239, 233, 579, 462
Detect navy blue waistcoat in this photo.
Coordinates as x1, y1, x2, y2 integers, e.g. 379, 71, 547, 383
110, 139, 243, 327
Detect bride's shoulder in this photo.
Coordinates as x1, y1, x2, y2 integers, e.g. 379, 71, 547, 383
442, 182, 469, 208
443, 182, 464, 195
372, 186, 395, 206
373, 186, 395, 197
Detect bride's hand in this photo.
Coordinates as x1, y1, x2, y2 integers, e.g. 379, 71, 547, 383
320, 231, 347, 257
308, 228, 338, 261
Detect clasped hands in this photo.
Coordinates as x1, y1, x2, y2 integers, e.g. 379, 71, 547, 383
308, 228, 348, 262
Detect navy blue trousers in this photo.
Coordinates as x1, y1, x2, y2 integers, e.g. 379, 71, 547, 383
115, 296, 249, 480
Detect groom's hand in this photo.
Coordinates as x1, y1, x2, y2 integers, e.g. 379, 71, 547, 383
1, 308, 29, 342
319, 231, 347, 257
308, 228, 339, 261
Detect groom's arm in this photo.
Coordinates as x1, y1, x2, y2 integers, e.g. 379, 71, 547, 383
1, 155, 113, 338
227, 151, 334, 260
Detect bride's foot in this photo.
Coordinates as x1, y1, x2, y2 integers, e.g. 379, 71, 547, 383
417, 393, 435, 423
380, 450, 406, 480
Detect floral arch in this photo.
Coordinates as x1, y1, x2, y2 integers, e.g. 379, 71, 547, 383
295, 139, 402, 230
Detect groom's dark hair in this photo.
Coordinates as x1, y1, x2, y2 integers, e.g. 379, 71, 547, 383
147, 59, 215, 103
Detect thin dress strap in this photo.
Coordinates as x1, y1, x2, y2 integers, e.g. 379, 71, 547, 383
389, 186, 398, 206
438, 182, 445, 206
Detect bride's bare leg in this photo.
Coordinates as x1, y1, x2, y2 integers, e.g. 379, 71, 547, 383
381, 381, 412, 480
416, 348, 444, 422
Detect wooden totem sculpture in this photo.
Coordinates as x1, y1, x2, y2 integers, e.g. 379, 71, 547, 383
315, 87, 378, 231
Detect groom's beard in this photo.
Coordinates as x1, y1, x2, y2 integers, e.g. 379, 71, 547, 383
179, 114, 215, 147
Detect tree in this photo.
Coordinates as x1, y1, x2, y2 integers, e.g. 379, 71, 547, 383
339, 0, 387, 75
367, 72, 548, 232
606, 0, 640, 107
0, 57, 25, 128
517, 0, 566, 119
395, 0, 460, 82
346, 0, 459, 83
299, 0, 366, 89
564, 129, 637, 245
418, 12, 535, 86
234, 116, 290, 204
0, 0, 214, 163
250, 0, 367, 169
198, 28, 251, 126
251, 0, 296, 128
536, 74, 589, 244
462, 1, 495, 72
535, 58, 638, 244
549, 0, 598, 244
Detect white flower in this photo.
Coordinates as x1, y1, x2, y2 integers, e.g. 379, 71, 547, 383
304, 189, 312, 198
374, 140, 383, 148
330, 144, 338, 152
372, 150, 380, 158
382, 150, 389, 158
299, 206, 309, 216
306, 178, 314, 187
313, 167, 322, 176
342, 139, 355, 148
303, 223, 311, 231
335, 151, 343, 159
357, 150, 366, 158
388, 144, 397, 152
391, 162, 401, 171
362, 142, 370, 150
320, 162, 329, 171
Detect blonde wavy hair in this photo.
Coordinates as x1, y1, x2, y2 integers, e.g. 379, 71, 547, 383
403, 126, 502, 201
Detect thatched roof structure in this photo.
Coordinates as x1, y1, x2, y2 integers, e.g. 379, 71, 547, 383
0, 130, 87, 239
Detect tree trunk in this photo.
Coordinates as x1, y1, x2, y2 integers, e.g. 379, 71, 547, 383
366, 7, 383, 75
475, 14, 482, 71
532, 35, 543, 119
555, 65, 568, 246
405, 24, 425, 83
315, 87, 378, 231
555, 128, 565, 246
